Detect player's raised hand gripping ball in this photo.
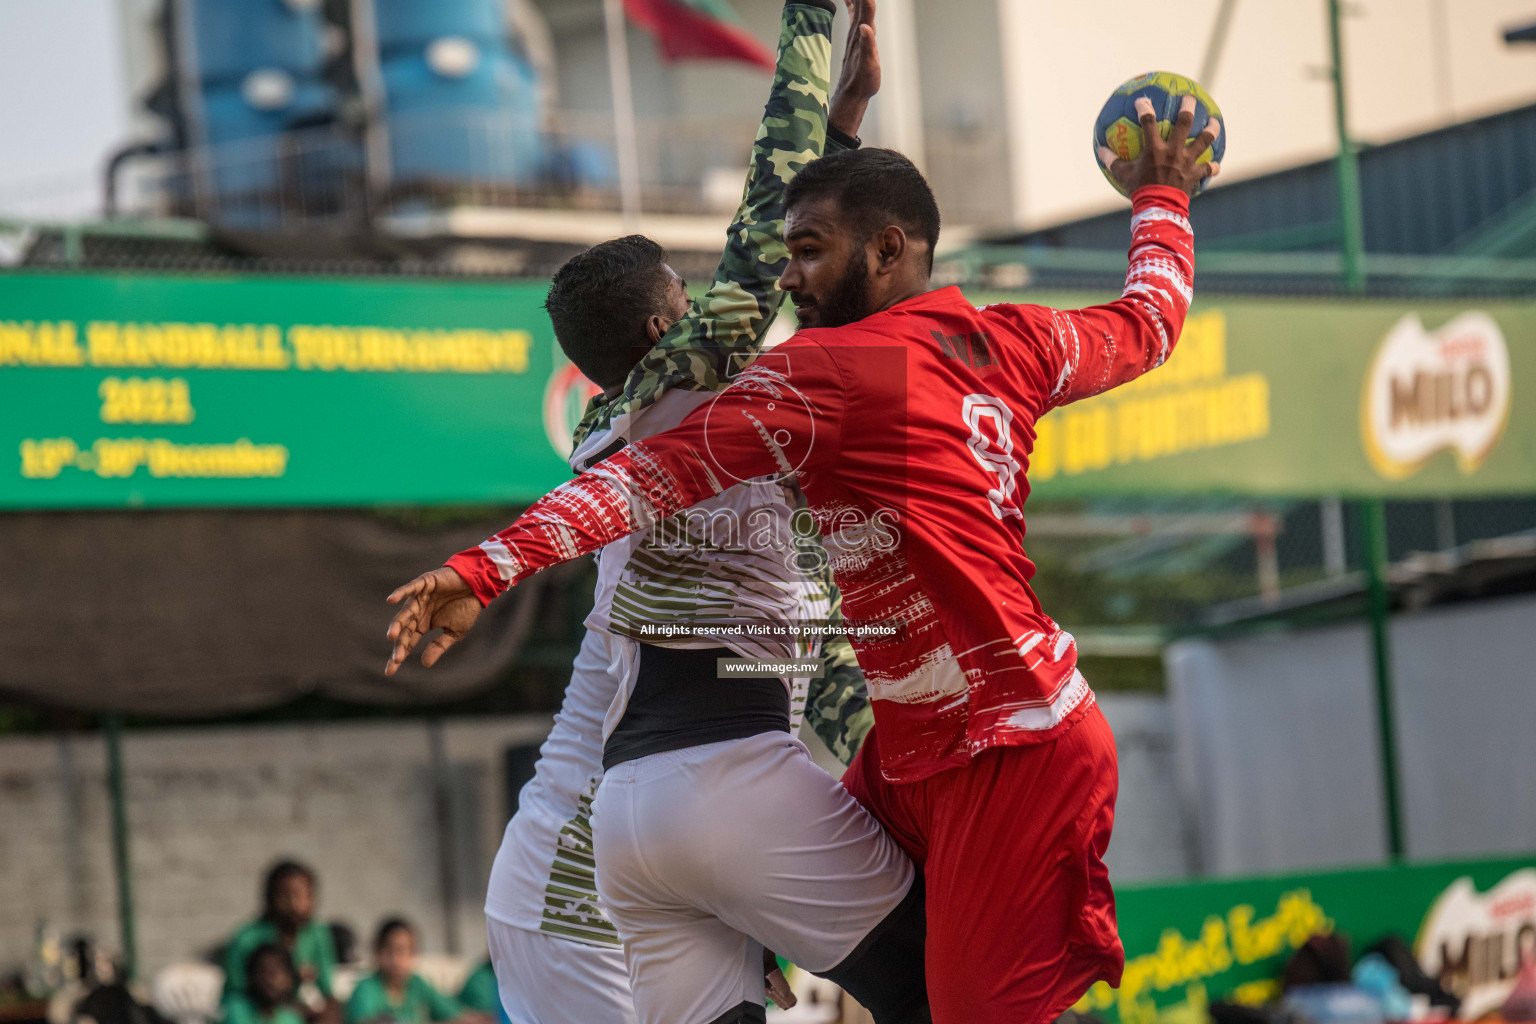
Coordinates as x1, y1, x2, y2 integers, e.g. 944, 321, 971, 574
1094, 71, 1224, 198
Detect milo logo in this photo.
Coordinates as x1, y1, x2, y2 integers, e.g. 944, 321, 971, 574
1417, 869, 1536, 1018
1361, 312, 1511, 479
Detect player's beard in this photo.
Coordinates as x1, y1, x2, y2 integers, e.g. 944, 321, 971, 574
796, 250, 871, 329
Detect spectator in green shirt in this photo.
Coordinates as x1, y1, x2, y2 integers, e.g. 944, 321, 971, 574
345, 920, 486, 1024
224, 861, 339, 1010
454, 963, 502, 1024
223, 945, 307, 1024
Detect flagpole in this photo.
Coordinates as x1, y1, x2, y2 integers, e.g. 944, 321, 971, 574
603, 0, 643, 229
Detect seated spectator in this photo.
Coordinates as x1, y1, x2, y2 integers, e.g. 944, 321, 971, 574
345, 920, 481, 1024
223, 945, 305, 1024
225, 861, 338, 1004
454, 963, 503, 1024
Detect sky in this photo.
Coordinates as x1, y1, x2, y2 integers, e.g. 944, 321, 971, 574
0, 0, 129, 220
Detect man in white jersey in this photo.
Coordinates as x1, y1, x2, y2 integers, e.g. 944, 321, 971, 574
465, 5, 926, 1023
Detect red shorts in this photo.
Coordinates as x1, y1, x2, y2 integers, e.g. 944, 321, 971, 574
841, 701, 1125, 1024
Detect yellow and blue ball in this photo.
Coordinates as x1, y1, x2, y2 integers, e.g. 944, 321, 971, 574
1094, 71, 1224, 198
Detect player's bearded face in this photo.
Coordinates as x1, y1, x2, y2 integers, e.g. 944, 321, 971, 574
793, 247, 871, 330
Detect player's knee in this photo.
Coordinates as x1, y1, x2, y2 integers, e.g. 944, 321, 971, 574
818, 874, 929, 1024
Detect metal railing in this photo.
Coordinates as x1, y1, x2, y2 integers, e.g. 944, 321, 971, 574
116, 110, 772, 230
4, 113, 1019, 238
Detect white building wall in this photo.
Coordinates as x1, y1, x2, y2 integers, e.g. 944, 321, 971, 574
0, 717, 551, 979
1098, 694, 1200, 884
1166, 594, 1536, 877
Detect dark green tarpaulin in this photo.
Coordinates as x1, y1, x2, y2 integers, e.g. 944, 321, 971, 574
0, 509, 566, 715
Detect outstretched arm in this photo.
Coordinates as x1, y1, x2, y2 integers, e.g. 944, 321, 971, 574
570, 0, 879, 452
625, 0, 833, 398
386, 343, 848, 673
985, 95, 1218, 405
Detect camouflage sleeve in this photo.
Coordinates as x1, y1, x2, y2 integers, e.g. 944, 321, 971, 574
599, 0, 837, 429
806, 577, 874, 765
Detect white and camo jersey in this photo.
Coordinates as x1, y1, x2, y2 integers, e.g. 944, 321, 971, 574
483, 380, 848, 950
569, 390, 832, 743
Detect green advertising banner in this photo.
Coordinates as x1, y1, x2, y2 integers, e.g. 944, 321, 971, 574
2, 273, 1533, 508
0, 273, 593, 508
1083, 855, 1536, 1024
1020, 296, 1536, 499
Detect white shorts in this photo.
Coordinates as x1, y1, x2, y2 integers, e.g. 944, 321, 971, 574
592, 731, 915, 1024
487, 917, 638, 1024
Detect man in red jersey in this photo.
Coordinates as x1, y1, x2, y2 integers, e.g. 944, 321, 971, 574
387, 97, 1218, 1023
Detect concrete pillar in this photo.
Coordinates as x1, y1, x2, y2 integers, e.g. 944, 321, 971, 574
872, 0, 926, 170
995, 0, 1031, 226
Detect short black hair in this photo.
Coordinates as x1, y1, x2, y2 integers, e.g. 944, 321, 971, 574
374, 916, 415, 952
785, 148, 941, 267
262, 860, 316, 920
245, 943, 297, 997
545, 235, 670, 389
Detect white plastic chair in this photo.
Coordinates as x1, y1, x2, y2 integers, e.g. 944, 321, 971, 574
150, 962, 225, 1024
329, 965, 362, 1004
413, 954, 472, 1000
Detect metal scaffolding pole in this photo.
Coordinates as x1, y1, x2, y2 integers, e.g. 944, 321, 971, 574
104, 714, 139, 979
350, 0, 393, 212
428, 719, 462, 955
1327, 0, 1367, 293
1356, 500, 1406, 860
602, 0, 643, 229
1330, 0, 1402, 860
1199, 0, 1240, 88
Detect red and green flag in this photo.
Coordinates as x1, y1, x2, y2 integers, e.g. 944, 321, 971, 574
622, 0, 776, 71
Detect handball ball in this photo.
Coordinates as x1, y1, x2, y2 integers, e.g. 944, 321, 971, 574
1094, 71, 1224, 198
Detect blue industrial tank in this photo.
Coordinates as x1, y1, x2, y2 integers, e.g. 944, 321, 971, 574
180, 0, 340, 225
373, 0, 546, 186
373, 0, 504, 50
200, 79, 332, 202
189, 0, 326, 83
166, 0, 546, 220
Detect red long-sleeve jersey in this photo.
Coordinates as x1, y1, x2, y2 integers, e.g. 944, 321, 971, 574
451, 185, 1195, 782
